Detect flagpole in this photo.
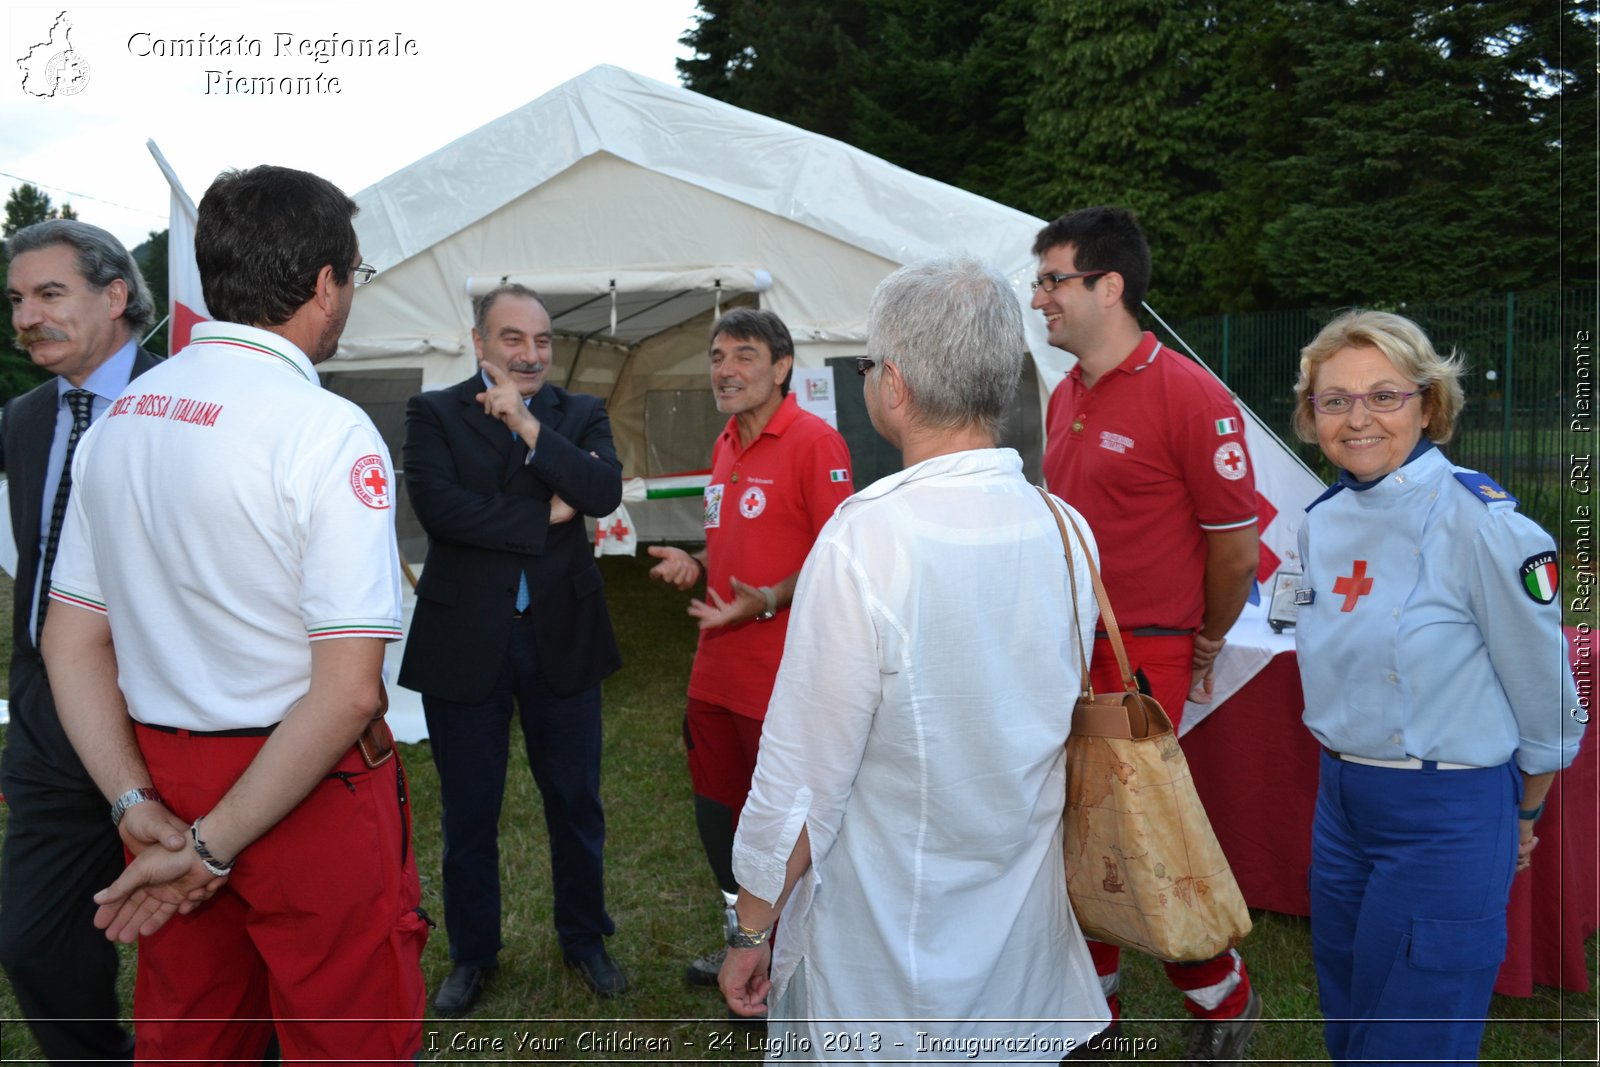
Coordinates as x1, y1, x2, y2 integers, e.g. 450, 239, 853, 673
140, 314, 170, 349
145, 140, 198, 217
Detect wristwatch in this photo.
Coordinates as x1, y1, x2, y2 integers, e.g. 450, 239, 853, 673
755, 585, 778, 622
110, 786, 161, 828
727, 922, 773, 949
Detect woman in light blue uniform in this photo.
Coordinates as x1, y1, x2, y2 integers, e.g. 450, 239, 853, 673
1291, 310, 1583, 1066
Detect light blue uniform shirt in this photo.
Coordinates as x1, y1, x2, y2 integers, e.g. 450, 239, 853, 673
1296, 443, 1583, 774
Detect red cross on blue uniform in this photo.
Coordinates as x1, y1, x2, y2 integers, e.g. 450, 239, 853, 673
1333, 560, 1373, 612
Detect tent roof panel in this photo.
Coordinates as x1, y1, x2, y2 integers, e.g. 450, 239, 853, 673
345, 65, 1067, 388
352, 65, 1045, 279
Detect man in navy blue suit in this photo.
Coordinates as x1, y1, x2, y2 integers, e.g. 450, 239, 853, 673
0, 219, 161, 1063
399, 284, 625, 1016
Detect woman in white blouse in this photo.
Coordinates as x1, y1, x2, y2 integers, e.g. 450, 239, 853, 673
719, 256, 1109, 1060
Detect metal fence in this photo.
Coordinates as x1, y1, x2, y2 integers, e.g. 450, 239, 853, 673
1152, 288, 1597, 529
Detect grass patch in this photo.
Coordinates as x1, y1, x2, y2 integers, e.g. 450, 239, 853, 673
1, 557, 1595, 1062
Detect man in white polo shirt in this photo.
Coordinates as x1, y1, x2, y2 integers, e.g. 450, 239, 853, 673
40, 165, 426, 1062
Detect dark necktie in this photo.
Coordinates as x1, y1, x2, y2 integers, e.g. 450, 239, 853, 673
515, 396, 532, 613
36, 388, 95, 642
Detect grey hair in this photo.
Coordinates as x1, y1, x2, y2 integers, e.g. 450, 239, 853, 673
473, 283, 546, 336
866, 255, 1024, 438
7, 219, 156, 332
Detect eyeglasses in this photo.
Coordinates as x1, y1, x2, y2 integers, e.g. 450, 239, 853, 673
1308, 388, 1425, 416
1030, 270, 1107, 293
855, 356, 876, 376
352, 263, 377, 287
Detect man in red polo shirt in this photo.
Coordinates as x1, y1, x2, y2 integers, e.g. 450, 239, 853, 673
1036, 206, 1263, 1063
648, 308, 853, 990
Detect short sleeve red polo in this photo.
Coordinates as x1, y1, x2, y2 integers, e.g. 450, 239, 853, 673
688, 394, 854, 719
1042, 332, 1256, 632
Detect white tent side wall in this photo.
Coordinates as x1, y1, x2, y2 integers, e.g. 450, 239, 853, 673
338, 151, 900, 469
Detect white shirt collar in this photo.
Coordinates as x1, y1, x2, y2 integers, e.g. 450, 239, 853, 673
187, 321, 316, 381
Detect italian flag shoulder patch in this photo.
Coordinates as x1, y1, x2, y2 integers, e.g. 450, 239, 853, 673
1519, 551, 1558, 604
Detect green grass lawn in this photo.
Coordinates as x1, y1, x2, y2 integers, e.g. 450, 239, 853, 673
0, 556, 1595, 1063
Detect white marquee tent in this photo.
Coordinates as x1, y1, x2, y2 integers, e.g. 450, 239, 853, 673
299, 64, 1321, 738
327, 64, 1074, 544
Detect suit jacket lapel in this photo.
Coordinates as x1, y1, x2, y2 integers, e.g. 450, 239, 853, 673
11, 388, 57, 608
10, 348, 161, 641
452, 376, 529, 483
514, 387, 567, 478
456, 376, 506, 447
529, 384, 563, 427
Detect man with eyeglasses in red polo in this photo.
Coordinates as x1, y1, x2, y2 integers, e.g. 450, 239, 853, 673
1035, 206, 1262, 1064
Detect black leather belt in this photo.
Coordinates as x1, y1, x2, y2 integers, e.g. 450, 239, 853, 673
138, 721, 277, 739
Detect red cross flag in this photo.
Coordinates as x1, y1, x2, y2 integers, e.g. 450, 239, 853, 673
592, 503, 638, 557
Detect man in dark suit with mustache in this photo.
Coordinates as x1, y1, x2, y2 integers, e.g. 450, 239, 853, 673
0, 219, 162, 1063
399, 283, 626, 1015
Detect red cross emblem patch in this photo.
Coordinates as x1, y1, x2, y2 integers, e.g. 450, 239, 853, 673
349, 454, 391, 510
739, 486, 767, 519
1213, 442, 1248, 481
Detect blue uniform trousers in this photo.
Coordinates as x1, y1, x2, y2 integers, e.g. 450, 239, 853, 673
423, 615, 613, 966
1310, 750, 1518, 1066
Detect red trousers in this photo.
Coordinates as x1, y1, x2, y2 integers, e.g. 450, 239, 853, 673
684, 698, 766, 820
1087, 632, 1193, 726
131, 725, 428, 1064
1085, 634, 1253, 1019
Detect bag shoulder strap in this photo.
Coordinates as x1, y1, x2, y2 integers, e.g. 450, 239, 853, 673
1034, 486, 1140, 696
1039, 488, 1091, 690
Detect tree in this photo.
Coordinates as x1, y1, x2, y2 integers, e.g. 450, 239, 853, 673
679, 0, 868, 141
1026, 0, 1293, 314
1260, 0, 1576, 305
134, 229, 169, 356
1555, 0, 1597, 284
676, 0, 741, 101
846, 0, 1039, 204
678, 0, 1036, 202
677, 1, 1592, 313
2, 183, 75, 237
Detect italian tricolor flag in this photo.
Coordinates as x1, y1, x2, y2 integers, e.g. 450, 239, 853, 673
1522, 554, 1558, 602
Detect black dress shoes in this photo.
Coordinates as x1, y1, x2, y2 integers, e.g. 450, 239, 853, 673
434, 963, 495, 1017
565, 947, 629, 997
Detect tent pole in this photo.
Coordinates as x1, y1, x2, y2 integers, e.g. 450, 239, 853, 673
1143, 300, 1322, 482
